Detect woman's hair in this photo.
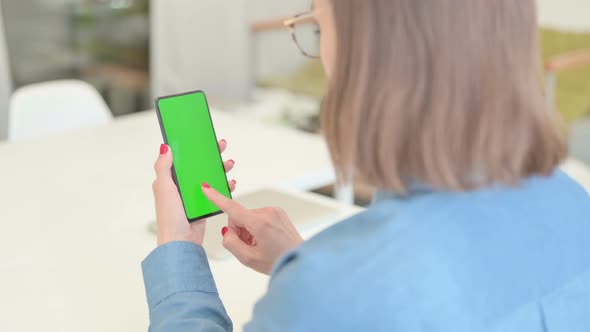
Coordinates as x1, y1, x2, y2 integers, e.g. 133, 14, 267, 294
321, 0, 567, 193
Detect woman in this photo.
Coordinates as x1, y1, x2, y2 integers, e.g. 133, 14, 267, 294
143, 0, 590, 331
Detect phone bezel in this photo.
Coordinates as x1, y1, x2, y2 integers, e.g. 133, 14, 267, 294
154, 90, 232, 223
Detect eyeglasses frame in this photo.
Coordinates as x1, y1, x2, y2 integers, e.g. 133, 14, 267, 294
283, 12, 320, 59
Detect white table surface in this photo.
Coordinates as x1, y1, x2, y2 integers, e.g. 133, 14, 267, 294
0, 110, 361, 331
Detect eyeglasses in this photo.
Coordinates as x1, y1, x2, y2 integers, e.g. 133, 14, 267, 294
284, 12, 321, 59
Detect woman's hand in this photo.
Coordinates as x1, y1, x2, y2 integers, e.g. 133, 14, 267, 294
201, 185, 304, 275
152, 140, 237, 247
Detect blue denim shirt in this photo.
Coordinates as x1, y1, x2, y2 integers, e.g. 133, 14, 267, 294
142, 171, 590, 331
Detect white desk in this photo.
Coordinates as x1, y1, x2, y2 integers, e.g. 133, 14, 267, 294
0, 111, 361, 331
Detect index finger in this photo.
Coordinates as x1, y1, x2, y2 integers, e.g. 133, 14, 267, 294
201, 183, 254, 228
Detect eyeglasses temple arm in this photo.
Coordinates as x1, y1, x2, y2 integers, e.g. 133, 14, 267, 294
250, 17, 289, 33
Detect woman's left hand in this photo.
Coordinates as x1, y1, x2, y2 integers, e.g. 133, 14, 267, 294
152, 140, 237, 247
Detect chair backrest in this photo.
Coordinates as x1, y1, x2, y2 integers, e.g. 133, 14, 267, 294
9, 80, 113, 141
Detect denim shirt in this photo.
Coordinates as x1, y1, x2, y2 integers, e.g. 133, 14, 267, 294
142, 171, 590, 331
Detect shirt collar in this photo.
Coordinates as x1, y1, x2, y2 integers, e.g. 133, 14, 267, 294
373, 181, 436, 204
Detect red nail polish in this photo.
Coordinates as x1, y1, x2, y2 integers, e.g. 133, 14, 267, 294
202, 182, 211, 189
160, 144, 168, 155
221, 227, 229, 236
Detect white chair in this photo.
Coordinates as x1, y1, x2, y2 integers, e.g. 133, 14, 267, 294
9, 80, 113, 141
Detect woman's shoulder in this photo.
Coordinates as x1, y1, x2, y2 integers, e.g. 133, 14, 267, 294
262, 170, 590, 330
269, 192, 449, 282
279, 169, 589, 265
271, 169, 590, 299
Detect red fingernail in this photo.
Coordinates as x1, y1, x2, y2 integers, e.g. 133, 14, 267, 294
221, 227, 229, 236
160, 144, 168, 155
202, 182, 211, 189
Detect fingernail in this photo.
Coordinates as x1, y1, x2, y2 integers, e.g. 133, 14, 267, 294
230, 160, 235, 165
221, 227, 229, 236
160, 144, 168, 155
232, 180, 237, 185
221, 139, 227, 144
202, 182, 211, 189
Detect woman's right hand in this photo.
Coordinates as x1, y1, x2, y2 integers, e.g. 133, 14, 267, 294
202, 184, 304, 275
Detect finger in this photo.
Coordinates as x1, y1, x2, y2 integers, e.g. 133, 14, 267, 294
229, 179, 237, 192
241, 229, 254, 246
154, 144, 173, 179
218, 139, 227, 154
223, 159, 235, 173
228, 219, 241, 234
229, 222, 255, 245
233, 225, 252, 245
231, 224, 242, 237
202, 184, 254, 227
222, 227, 254, 265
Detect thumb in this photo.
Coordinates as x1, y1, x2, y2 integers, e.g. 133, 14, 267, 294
154, 144, 173, 179
222, 227, 254, 265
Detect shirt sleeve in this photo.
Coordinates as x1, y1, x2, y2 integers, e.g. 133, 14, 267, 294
141, 241, 232, 332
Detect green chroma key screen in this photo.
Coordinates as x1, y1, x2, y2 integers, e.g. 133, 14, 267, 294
156, 91, 231, 222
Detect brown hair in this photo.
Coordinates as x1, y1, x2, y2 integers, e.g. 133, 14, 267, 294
321, 0, 567, 193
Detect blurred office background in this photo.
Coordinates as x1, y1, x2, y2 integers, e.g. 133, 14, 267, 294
1, 3, 590, 330
0, 0, 589, 164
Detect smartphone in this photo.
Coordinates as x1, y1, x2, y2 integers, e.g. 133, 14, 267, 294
155, 90, 232, 222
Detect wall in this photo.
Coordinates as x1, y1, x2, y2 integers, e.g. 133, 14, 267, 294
538, 0, 590, 30
151, 0, 251, 101
248, 0, 312, 80
150, 0, 310, 102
